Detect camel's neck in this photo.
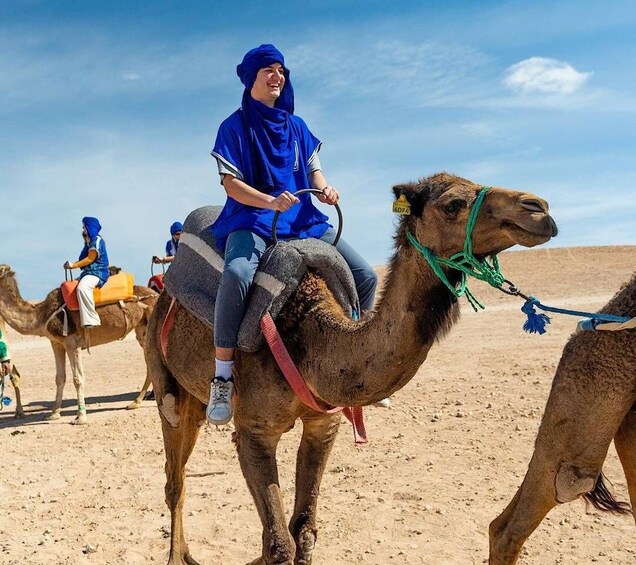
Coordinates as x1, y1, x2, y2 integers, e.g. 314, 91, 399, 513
298, 248, 460, 407
0, 275, 48, 336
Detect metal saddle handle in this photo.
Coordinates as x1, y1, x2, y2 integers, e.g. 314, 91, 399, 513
271, 188, 343, 246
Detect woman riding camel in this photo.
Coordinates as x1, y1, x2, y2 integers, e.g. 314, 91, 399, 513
207, 44, 378, 424
63, 216, 109, 329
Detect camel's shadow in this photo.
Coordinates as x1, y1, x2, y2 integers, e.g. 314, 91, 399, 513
0, 391, 153, 429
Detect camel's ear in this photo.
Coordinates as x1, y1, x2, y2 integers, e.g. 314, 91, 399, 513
392, 183, 426, 217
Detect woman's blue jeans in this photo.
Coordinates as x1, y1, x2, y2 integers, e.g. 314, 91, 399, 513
213, 228, 378, 348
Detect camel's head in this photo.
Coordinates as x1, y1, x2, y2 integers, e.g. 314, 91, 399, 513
393, 173, 557, 257
0, 264, 14, 281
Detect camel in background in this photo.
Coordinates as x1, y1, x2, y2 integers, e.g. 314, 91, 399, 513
146, 173, 557, 565
489, 274, 636, 564
0, 265, 157, 424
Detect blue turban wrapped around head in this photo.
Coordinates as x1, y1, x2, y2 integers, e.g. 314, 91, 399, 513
170, 221, 183, 236
236, 43, 294, 113
82, 216, 102, 238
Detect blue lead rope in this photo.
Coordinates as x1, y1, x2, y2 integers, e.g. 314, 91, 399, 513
520, 296, 631, 335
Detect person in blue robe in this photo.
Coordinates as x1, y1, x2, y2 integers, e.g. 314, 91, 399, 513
207, 44, 377, 424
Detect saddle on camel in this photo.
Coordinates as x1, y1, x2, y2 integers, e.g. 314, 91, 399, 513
58, 269, 136, 345
159, 192, 367, 439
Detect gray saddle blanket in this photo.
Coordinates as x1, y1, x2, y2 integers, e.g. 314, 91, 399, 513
163, 206, 360, 353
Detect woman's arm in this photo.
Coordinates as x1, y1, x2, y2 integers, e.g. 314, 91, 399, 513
65, 249, 98, 270
222, 175, 299, 212
308, 170, 340, 205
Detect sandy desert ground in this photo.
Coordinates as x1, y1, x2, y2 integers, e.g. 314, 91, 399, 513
1, 245, 635, 565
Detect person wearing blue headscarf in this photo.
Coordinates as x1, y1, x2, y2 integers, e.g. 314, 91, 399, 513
207, 44, 378, 424
153, 221, 183, 265
63, 216, 110, 328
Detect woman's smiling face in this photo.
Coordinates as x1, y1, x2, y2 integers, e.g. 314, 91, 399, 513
250, 62, 285, 107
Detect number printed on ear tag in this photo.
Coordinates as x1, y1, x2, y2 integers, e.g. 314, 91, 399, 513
392, 194, 411, 215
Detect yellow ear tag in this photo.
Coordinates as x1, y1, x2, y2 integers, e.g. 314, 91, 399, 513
392, 194, 411, 215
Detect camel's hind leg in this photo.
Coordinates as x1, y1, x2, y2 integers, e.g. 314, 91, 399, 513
126, 318, 153, 410
149, 344, 205, 565
614, 409, 636, 523
489, 374, 633, 565
9, 365, 25, 418
236, 422, 295, 565
46, 341, 67, 421
289, 413, 340, 565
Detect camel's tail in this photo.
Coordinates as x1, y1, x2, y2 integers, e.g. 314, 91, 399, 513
582, 473, 632, 515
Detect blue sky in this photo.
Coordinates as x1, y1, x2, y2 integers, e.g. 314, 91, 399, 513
2, 0, 635, 299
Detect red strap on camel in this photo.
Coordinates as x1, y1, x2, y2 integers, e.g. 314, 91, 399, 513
260, 312, 367, 444
160, 297, 178, 359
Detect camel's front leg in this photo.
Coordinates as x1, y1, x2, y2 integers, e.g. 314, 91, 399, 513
289, 413, 341, 565
65, 344, 88, 425
160, 389, 205, 565
9, 365, 25, 418
489, 377, 633, 565
46, 341, 66, 421
147, 330, 205, 565
236, 423, 295, 565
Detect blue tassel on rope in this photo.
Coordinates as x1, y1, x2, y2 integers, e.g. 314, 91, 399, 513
521, 297, 551, 335
1, 396, 11, 407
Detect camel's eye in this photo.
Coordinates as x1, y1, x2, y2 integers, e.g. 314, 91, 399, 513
443, 199, 466, 217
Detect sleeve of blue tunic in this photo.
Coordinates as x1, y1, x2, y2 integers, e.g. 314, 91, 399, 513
211, 113, 248, 183
292, 115, 322, 172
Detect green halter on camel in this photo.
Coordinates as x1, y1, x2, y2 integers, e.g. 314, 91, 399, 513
406, 187, 504, 312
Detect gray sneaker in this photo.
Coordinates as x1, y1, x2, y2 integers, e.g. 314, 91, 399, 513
206, 377, 234, 425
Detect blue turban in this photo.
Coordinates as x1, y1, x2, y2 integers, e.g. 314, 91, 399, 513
236, 44, 294, 114
82, 216, 102, 238
170, 221, 183, 236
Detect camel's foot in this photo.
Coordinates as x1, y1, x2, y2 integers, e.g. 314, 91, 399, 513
14, 409, 26, 419
46, 410, 61, 421
126, 400, 142, 410
72, 412, 88, 425
167, 551, 201, 565
294, 530, 317, 565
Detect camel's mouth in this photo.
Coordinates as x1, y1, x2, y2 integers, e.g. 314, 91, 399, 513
501, 215, 558, 246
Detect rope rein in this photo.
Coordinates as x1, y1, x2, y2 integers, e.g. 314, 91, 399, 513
406, 187, 633, 333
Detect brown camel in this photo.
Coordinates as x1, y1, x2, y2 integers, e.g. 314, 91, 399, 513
0, 264, 158, 424
489, 274, 636, 564
145, 173, 557, 565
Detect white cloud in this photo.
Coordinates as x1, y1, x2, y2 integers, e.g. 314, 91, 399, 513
123, 72, 140, 81
504, 57, 591, 94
